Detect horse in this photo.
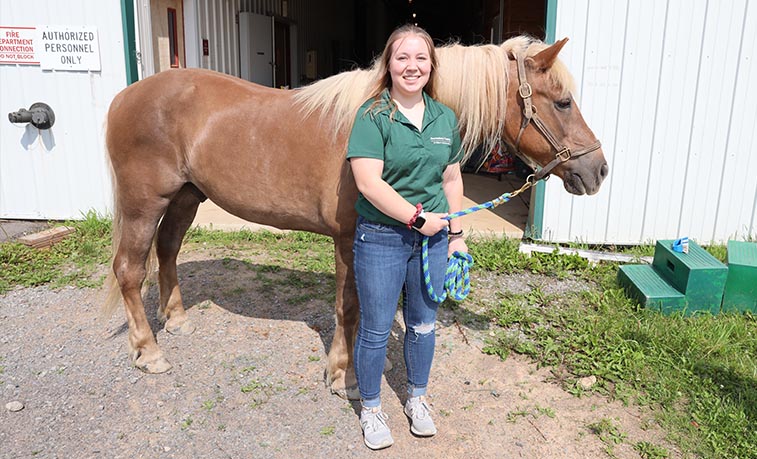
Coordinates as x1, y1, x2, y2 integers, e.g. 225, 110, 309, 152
102, 35, 608, 399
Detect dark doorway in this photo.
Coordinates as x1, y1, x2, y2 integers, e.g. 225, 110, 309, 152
351, 0, 547, 67
274, 19, 291, 88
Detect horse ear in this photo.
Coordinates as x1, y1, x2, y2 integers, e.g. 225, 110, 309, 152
527, 37, 569, 72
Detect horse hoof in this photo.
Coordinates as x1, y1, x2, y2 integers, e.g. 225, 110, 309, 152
165, 318, 196, 336
331, 384, 360, 401
135, 356, 173, 374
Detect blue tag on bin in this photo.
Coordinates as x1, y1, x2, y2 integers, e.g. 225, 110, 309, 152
672, 237, 689, 254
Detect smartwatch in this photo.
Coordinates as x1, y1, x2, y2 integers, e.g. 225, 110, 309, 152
412, 211, 426, 229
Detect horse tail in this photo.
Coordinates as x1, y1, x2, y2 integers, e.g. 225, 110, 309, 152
101, 119, 159, 319
102, 118, 122, 318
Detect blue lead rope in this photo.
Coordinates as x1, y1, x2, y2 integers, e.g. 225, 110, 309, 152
422, 244, 474, 302
421, 190, 519, 303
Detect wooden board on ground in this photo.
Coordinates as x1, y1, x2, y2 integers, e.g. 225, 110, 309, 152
17, 226, 75, 249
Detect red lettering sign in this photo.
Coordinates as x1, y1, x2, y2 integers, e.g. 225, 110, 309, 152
0, 26, 38, 65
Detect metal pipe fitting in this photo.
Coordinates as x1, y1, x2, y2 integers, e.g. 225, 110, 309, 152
8, 102, 55, 129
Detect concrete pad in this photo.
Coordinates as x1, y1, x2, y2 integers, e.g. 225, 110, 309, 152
0, 220, 51, 243
191, 173, 530, 239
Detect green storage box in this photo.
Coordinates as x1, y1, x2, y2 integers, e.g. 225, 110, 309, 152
652, 239, 727, 314
618, 264, 686, 313
722, 241, 757, 313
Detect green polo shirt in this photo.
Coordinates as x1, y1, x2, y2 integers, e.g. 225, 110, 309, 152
346, 90, 462, 226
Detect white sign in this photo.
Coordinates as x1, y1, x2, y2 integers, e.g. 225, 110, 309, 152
0, 26, 38, 65
38, 25, 101, 71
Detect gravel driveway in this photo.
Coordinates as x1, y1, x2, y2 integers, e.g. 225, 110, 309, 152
1, 249, 677, 458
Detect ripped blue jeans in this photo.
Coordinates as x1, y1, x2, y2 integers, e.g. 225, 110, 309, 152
352, 216, 448, 407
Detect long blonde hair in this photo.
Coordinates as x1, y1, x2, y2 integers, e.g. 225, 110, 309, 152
293, 35, 575, 164
374, 26, 437, 94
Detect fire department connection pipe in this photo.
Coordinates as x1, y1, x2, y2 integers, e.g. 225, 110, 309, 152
8, 102, 55, 129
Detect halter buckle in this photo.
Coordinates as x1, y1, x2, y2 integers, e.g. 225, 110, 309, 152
518, 83, 532, 99
556, 147, 571, 162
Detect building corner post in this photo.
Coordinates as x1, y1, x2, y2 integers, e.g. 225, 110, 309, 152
121, 0, 139, 85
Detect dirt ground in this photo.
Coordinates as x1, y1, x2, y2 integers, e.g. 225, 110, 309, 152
0, 246, 680, 459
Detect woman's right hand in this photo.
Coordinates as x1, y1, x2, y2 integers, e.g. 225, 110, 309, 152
417, 212, 449, 236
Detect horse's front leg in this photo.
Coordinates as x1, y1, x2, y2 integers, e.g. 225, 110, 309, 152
327, 234, 360, 400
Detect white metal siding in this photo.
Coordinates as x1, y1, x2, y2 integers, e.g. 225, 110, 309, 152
0, 1, 126, 219
199, 0, 240, 76
189, 0, 286, 77
186, 0, 342, 87
546, 0, 757, 244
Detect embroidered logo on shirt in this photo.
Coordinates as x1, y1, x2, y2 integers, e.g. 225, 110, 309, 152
430, 137, 452, 145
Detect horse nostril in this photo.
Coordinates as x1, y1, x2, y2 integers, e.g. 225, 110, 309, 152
600, 163, 609, 179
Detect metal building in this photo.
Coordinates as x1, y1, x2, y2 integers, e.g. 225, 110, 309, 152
0, 1, 125, 219
2, 0, 754, 245
542, 0, 757, 244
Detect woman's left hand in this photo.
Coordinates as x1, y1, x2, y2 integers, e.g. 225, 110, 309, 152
448, 237, 468, 258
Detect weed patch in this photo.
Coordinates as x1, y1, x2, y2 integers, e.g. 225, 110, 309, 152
471, 236, 757, 459
0, 211, 111, 293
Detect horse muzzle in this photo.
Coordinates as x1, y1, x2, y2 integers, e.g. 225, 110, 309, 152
560, 152, 609, 196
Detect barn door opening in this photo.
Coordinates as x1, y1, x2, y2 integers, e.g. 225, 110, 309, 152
273, 19, 291, 88
459, 0, 549, 239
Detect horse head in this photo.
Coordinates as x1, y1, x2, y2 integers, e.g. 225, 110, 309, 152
502, 38, 609, 196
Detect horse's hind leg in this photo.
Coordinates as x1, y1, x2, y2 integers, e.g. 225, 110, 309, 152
156, 183, 204, 335
113, 198, 173, 374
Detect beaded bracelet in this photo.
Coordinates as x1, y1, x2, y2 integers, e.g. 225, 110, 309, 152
448, 229, 464, 237
407, 203, 423, 229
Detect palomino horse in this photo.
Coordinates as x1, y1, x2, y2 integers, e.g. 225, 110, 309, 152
103, 36, 608, 399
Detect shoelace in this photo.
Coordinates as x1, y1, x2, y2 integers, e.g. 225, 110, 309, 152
408, 399, 431, 419
362, 410, 389, 433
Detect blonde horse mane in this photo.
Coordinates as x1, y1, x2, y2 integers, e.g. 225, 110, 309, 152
293, 35, 575, 164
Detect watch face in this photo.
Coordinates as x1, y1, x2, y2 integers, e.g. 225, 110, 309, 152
413, 216, 426, 229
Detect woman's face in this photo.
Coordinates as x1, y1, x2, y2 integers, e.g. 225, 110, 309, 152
388, 34, 431, 99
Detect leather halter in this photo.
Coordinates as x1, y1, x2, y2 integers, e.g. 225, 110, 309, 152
510, 53, 602, 182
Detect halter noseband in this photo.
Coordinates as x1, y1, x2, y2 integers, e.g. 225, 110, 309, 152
511, 53, 602, 182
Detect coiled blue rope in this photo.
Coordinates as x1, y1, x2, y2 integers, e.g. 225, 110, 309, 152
421, 191, 515, 303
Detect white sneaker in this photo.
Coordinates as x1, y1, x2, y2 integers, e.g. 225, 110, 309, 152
360, 406, 394, 450
404, 396, 437, 436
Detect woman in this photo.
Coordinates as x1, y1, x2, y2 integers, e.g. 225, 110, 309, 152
347, 24, 468, 450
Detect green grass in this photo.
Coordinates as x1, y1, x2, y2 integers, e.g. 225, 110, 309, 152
472, 237, 757, 459
587, 418, 628, 457
180, 415, 193, 430
184, 227, 335, 273
634, 441, 670, 459
0, 211, 112, 294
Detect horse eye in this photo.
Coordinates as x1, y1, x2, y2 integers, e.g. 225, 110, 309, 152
555, 99, 572, 111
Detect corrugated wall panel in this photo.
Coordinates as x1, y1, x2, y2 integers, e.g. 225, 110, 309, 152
545, 0, 628, 243
547, 0, 756, 244
638, 0, 707, 242
192, 0, 313, 85
0, 0, 125, 219
677, 1, 748, 240
605, 0, 673, 243
196, 0, 241, 76
715, 3, 757, 239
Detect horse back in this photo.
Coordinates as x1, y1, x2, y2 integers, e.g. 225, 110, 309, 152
107, 68, 357, 236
